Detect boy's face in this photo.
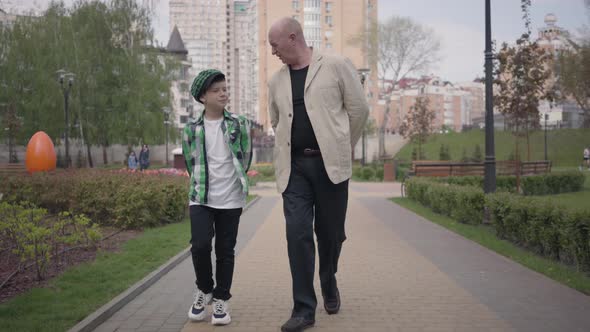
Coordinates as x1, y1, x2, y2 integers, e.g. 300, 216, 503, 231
200, 80, 228, 109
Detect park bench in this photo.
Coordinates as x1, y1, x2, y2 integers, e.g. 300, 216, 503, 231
401, 160, 552, 196
0, 163, 27, 177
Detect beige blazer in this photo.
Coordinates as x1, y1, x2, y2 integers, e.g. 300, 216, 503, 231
268, 51, 370, 193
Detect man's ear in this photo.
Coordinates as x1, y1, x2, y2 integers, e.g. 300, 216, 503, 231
289, 33, 296, 43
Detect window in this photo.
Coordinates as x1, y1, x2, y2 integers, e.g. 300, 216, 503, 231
180, 115, 188, 124
292, 15, 299, 21
181, 99, 189, 108
325, 42, 332, 49
292, 0, 299, 10
325, 15, 332, 25
325, 2, 332, 13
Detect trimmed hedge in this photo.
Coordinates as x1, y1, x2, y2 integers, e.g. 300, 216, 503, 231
405, 178, 484, 225
405, 176, 590, 271
436, 171, 585, 196
521, 171, 586, 195
487, 193, 590, 271
0, 170, 187, 229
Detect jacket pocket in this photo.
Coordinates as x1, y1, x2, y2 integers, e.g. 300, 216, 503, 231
319, 86, 342, 112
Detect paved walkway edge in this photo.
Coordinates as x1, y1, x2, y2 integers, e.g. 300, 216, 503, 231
67, 196, 262, 332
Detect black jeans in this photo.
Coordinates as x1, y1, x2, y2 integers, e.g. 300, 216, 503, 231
189, 205, 242, 301
282, 155, 348, 320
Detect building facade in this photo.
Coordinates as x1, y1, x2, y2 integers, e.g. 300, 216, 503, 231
389, 77, 485, 133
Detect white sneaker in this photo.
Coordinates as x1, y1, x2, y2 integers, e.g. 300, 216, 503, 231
188, 288, 212, 321
211, 298, 231, 325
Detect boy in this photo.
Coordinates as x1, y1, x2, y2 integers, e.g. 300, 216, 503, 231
182, 69, 252, 325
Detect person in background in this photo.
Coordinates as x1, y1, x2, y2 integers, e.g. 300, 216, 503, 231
139, 144, 150, 171
128, 151, 138, 170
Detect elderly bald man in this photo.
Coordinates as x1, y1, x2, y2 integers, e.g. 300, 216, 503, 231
267, 17, 369, 332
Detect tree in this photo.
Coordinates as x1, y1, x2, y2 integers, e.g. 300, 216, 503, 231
0, 0, 178, 166
472, 144, 483, 162
349, 16, 441, 157
439, 144, 451, 161
399, 96, 435, 161
556, 0, 590, 127
494, 2, 555, 162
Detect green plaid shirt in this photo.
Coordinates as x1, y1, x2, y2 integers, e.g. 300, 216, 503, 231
182, 110, 252, 205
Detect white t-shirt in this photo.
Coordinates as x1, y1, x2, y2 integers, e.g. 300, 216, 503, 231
189, 118, 245, 209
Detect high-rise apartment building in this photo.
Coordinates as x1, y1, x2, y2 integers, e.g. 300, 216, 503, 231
169, 0, 235, 114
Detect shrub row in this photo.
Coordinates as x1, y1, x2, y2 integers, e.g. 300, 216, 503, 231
404, 178, 484, 225
0, 170, 187, 229
487, 193, 590, 271
404, 177, 590, 271
435, 171, 585, 195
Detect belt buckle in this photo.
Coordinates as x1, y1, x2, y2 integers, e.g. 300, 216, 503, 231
304, 148, 312, 154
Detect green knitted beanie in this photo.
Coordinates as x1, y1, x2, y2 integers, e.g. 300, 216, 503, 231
190, 69, 225, 104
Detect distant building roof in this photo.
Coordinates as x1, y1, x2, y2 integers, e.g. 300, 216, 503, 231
166, 25, 188, 55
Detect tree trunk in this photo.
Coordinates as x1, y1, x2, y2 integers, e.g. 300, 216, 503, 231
86, 143, 94, 168
102, 145, 108, 165
526, 130, 531, 161
514, 136, 520, 193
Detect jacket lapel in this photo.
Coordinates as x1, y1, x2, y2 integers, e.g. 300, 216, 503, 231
280, 66, 292, 106
305, 52, 323, 93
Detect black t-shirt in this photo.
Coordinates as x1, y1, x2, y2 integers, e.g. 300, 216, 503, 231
290, 66, 320, 153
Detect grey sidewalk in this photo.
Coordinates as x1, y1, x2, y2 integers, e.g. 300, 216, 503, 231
92, 196, 278, 332
91, 182, 590, 332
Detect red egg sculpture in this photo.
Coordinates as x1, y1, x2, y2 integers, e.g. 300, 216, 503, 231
25, 131, 57, 173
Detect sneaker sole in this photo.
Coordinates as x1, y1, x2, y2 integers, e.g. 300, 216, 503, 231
188, 309, 207, 321
211, 315, 231, 325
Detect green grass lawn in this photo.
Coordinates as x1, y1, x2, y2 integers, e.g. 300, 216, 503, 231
391, 197, 590, 295
0, 196, 256, 332
395, 128, 590, 167
536, 172, 590, 211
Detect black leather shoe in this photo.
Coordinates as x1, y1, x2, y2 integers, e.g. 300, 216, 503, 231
280, 316, 315, 332
323, 288, 340, 315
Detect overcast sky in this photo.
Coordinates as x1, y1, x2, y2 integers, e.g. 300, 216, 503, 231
4, 0, 589, 82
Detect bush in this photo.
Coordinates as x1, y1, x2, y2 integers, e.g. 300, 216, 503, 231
406, 175, 590, 271
360, 167, 376, 181
436, 172, 584, 195
486, 193, 590, 271
405, 177, 484, 224
437, 176, 516, 193
0, 202, 101, 280
352, 165, 362, 179
0, 170, 187, 229
521, 171, 586, 195
472, 144, 483, 162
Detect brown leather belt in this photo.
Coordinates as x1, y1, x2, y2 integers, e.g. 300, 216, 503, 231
292, 148, 322, 157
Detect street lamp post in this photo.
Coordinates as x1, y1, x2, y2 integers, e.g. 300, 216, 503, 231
57, 69, 74, 168
484, 0, 496, 193
358, 68, 370, 166
163, 107, 171, 167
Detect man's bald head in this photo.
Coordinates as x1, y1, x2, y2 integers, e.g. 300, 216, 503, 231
268, 17, 309, 65
269, 17, 303, 39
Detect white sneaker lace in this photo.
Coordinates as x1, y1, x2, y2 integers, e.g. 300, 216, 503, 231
193, 291, 205, 308
213, 300, 226, 315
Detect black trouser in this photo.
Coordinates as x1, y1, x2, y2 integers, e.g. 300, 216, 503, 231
189, 205, 242, 301
282, 154, 349, 320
